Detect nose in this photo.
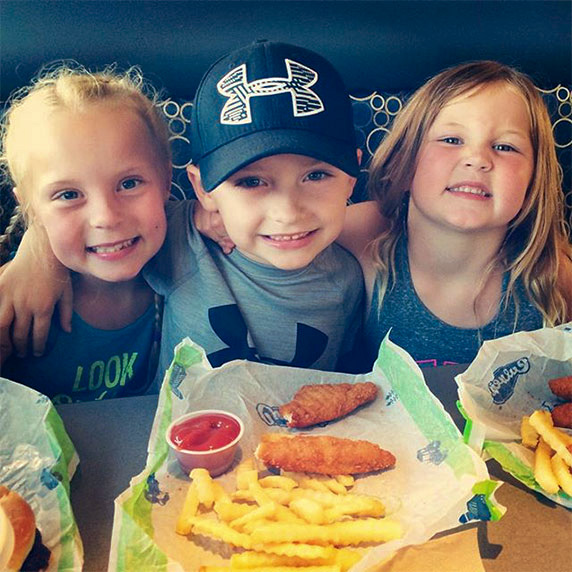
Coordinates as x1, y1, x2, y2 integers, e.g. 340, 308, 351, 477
463, 145, 493, 172
89, 193, 123, 228
268, 188, 303, 224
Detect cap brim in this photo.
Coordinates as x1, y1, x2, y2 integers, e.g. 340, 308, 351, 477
198, 129, 360, 191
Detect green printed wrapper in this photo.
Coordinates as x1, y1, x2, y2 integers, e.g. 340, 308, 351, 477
0, 378, 83, 571
456, 323, 572, 507
109, 335, 497, 571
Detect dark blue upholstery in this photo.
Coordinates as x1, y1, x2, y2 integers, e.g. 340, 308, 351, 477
161, 89, 572, 223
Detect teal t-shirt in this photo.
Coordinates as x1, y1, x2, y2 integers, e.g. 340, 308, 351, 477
2, 302, 158, 404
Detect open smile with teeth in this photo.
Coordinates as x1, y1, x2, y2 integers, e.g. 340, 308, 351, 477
265, 231, 314, 241
86, 237, 138, 254
446, 185, 491, 198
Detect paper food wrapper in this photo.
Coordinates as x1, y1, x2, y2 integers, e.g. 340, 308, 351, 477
456, 322, 572, 507
109, 335, 500, 571
0, 378, 83, 571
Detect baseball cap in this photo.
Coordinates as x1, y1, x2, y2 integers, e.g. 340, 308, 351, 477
191, 40, 359, 191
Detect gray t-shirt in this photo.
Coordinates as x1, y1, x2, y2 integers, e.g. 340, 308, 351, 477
144, 200, 365, 384
365, 236, 544, 369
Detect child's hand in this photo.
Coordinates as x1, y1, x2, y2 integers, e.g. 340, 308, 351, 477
193, 202, 235, 255
0, 227, 73, 359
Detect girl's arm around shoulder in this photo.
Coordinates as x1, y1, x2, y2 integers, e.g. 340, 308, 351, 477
0, 225, 72, 362
337, 201, 388, 261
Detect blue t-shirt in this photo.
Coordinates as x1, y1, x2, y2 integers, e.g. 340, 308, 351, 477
2, 302, 158, 403
144, 200, 366, 385
365, 236, 544, 368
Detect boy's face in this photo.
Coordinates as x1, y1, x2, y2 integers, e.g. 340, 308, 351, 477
192, 154, 356, 270
27, 103, 169, 284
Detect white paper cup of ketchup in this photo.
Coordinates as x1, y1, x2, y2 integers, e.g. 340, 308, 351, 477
166, 410, 244, 477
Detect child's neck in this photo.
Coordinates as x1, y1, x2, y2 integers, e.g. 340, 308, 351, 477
72, 273, 154, 330
406, 216, 507, 328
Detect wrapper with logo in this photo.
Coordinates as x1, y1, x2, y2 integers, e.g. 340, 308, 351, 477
0, 378, 84, 571
109, 335, 501, 571
456, 323, 572, 507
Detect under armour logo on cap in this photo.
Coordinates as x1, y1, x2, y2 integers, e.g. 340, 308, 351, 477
217, 59, 325, 125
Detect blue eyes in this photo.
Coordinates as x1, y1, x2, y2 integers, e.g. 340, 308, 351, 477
236, 177, 262, 188
441, 137, 462, 145
53, 178, 142, 202
56, 190, 80, 201
492, 143, 516, 152
440, 137, 516, 152
235, 171, 330, 189
120, 178, 142, 190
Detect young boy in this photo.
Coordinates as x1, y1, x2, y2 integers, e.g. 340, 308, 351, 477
0, 41, 366, 382
145, 40, 365, 379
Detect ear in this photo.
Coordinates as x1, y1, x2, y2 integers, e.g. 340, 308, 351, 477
356, 148, 363, 166
187, 164, 219, 212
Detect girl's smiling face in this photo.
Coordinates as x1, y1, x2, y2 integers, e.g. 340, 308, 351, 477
191, 153, 356, 270
26, 102, 169, 283
409, 82, 534, 236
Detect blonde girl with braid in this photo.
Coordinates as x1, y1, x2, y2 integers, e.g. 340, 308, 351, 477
0, 63, 169, 401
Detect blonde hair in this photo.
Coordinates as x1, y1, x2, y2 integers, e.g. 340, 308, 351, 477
368, 60, 570, 326
0, 61, 171, 229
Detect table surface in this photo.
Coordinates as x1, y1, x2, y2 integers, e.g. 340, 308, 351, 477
56, 364, 572, 572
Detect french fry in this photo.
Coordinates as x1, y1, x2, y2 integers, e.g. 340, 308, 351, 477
259, 475, 298, 491
551, 453, 572, 496
214, 497, 256, 522
534, 438, 560, 494
250, 518, 403, 546
230, 547, 360, 570
289, 497, 325, 525
177, 458, 401, 569
201, 567, 341, 572
236, 458, 258, 490
190, 516, 252, 549
176, 481, 200, 535
230, 501, 277, 530
190, 468, 216, 509
529, 410, 572, 467
520, 415, 539, 448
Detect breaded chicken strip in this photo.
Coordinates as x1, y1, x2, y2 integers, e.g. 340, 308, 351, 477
551, 402, 572, 429
548, 376, 572, 400
279, 382, 378, 428
255, 433, 396, 475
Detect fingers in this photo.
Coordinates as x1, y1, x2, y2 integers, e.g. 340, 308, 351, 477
0, 306, 14, 365
57, 278, 74, 333
11, 310, 33, 358
31, 311, 53, 357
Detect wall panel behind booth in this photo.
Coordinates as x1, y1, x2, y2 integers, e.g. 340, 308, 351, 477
1, 0, 571, 257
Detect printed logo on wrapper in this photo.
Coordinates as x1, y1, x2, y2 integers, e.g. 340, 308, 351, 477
145, 473, 169, 505
256, 403, 288, 427
487, 357, 530, 404
416, 440, 447, 465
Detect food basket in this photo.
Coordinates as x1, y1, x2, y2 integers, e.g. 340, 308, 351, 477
456, 323, 572, 507
0, 378, 83, 571
109, 335, 501, 571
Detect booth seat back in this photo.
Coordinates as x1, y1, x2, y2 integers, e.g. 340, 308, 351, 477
161, 87, 572, 220
0, 85, 571, 263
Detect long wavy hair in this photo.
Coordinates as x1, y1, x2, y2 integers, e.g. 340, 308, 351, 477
367, 60, 570, 325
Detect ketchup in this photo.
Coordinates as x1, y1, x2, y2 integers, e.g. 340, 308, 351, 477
171, 413, 240, 451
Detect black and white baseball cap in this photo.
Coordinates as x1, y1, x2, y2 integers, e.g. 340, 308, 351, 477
191, 40, 359, 191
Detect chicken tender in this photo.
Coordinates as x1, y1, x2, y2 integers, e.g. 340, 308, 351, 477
279, 382, 379, 428
255, 433, 396, 475
551, 402, 572, 429
548, 376, 572, 400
